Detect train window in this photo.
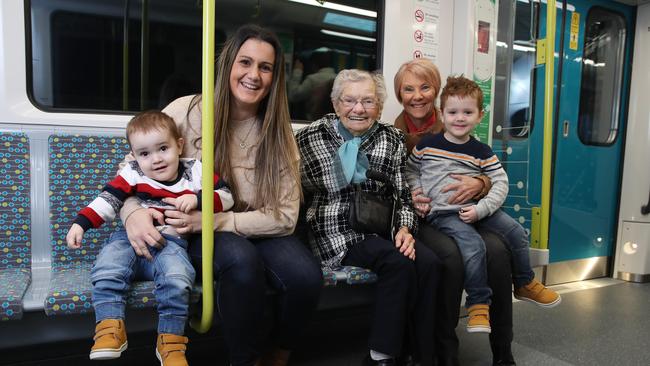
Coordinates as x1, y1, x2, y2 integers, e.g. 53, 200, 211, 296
493, 0, 538, 140
27, 0, 380, 121
577, 8, 626, 146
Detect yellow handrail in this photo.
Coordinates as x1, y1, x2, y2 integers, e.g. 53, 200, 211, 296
190, 0, 215, 333
540, 0, 556, 250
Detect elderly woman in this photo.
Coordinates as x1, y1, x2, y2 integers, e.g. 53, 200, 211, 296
394, 58, 516, 366
296, 69, 440, 366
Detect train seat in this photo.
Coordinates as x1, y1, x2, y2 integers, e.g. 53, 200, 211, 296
323, 266, 378, 286
44, 134, 200, 316
0, 133, 32, 321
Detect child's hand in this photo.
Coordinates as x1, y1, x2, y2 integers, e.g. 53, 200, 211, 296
459, 205, 478, 223
173, 194, 198, 213
66, 224, 85, 249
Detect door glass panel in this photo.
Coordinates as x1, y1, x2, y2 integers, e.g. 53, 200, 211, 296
577, 8, 626, 145
494, 0, 537, 139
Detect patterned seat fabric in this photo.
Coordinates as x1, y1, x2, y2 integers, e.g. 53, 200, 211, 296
45, 135, 200, 316
0, 133, 31, 321
323, 266, 378, 287
321, 268, 338, 286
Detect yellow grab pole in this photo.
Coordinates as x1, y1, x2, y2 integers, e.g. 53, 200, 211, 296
540, 0, 556, 250
190, 0, 215, 333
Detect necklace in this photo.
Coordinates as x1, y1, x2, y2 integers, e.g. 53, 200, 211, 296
236, 119, 257, 149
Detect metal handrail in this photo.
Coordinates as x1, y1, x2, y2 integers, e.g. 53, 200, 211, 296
190, 0, 215, 333
140, 0, 149, 110
122, 0, 130, 111
540, 0, 556, 250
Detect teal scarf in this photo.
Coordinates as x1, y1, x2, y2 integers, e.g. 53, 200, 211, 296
337, 121, 371, 184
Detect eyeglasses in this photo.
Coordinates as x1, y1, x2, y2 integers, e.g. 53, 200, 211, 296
339, 97, 378, 109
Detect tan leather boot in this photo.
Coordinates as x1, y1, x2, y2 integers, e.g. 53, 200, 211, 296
156, 333, 189, 366
466, 304, 491, 333
514, 279, 561, 308
89, 319, 128, 360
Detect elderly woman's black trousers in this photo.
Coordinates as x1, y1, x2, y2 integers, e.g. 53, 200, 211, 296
342, 235, 441, 366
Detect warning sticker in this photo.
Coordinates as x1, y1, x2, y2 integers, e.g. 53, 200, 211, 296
411, 0, 440, 62
570, 12, 580, 50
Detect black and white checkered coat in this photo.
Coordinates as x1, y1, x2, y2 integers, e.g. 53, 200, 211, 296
296, 113, 418, 267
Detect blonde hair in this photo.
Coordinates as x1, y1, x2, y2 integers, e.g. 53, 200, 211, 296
393, 58, 442, 103
188, 24, 300, 213
126, 110, 181, 145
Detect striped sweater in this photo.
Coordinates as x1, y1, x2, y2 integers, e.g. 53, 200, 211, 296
74, 158, 233, 231
405, 133, 508, 220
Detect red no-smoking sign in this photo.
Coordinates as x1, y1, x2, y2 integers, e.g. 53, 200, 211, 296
415, 9, 424, 22
414, 30, 424, 42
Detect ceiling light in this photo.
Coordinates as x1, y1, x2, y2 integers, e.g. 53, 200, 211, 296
289, 0, 377, 18
323, 12, 376, 33
321, 29, 376, 42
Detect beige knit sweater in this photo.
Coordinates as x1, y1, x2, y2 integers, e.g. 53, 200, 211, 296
119, 95, 300, 237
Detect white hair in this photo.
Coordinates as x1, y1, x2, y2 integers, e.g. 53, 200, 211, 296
330, 69, 387, 109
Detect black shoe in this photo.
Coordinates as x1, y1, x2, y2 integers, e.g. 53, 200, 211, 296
436, 355, 460, 366
493, 361, 516, 366
363, 354, 396, 366
491, 343, 516, 366
396, 354, 419, 366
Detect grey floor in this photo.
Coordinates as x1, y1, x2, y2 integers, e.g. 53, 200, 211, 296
290, 279, 650, 366
5, 279, 650, 366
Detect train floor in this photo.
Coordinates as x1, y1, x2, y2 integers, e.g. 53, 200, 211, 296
4, 278, 649, 366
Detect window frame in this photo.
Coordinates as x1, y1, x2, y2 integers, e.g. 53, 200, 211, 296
24, 0, 385, 118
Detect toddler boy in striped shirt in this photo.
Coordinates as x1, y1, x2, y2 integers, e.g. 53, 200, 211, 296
405, 76, 560, 334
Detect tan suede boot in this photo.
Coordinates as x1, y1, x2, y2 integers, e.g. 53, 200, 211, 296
156, 333, 189, 366
466, 304, 491, 333
89, 319, 128, 360
514, 279, 561, 308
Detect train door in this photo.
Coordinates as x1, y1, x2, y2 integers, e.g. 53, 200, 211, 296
539, 0, 635, 281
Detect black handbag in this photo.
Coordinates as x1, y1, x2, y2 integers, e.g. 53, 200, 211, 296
348, 170, 399, 239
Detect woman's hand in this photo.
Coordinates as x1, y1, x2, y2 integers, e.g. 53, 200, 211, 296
394, 226, 416, 261
411, 187, 432, 218
164, 208, 202, 235
124, 208, 166, 261
441, 174, 484, 205
459, 205, 479, 223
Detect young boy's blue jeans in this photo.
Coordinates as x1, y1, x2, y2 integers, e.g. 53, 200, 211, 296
91, 230, 196, 335
428, 209, 535, 307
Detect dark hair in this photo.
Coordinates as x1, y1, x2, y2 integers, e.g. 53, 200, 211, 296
187, 24, 300, 212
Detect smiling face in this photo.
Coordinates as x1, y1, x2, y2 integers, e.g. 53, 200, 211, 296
130, 129, 184, 182
399, 71, 437, 126
441, 95, 484, 144
229, 39, 275, 118
333, 79, 379, 136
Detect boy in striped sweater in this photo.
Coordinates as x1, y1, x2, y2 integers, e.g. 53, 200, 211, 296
405, 76, 560, 334
66, 110, 233, 365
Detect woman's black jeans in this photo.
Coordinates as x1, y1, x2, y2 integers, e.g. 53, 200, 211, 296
417, 222, 513, 364
189, 232, 323, 366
